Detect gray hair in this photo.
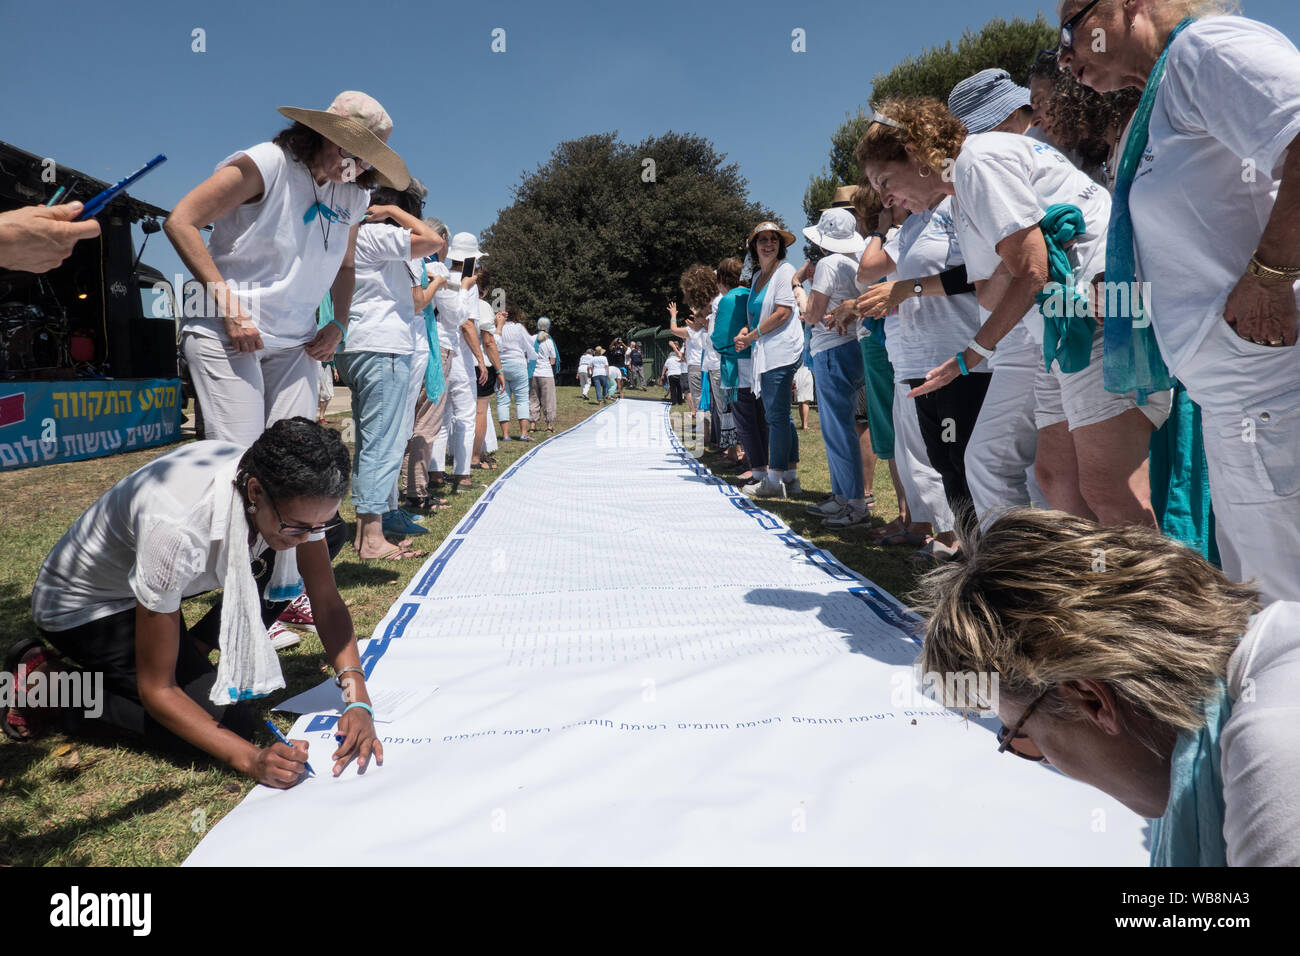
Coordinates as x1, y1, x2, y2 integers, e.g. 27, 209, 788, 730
1057, 0, 1238, 21
423, 217, 449, 241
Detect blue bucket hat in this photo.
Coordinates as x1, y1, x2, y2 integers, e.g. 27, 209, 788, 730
948, 68, 1032, 134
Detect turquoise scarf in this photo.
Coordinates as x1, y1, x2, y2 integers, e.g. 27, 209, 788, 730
1104, 18, 1194, 405
1035, 203, 1097, 374
1150, 683, 1231, 867
1149, 382, 1219, 563
420, 261, 446, 404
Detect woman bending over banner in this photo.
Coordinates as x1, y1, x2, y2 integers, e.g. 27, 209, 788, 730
916, 507, 1300, 866
8, 418, 381, 787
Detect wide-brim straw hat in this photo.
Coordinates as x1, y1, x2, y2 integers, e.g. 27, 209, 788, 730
821, 184, 859, 212
747, 221, 797, 249
279, 91, 411, 190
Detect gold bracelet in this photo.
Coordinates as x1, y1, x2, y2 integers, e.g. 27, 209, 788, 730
1248, 254, 1300, 281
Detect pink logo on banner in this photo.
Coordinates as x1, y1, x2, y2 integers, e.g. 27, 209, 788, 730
0, 392, 25, 429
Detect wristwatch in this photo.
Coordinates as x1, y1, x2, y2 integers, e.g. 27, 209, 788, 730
913, 280, 923, 297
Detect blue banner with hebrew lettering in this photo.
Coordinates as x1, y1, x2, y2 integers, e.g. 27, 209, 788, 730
0, 378, 182, 471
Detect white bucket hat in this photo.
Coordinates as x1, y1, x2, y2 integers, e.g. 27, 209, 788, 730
278, 91, 410, 190
802, 207, 867, 256
447, 232, 486, 262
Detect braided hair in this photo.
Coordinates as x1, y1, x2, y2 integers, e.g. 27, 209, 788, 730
235, 417, 350, 505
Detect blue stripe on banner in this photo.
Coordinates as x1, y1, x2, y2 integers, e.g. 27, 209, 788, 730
384, 602, 420, 639
848, 586, 924, 646
305, 714, 338, 732
412, 537, 463, 596
361, 638, 390, 676
459, 502, 488, 534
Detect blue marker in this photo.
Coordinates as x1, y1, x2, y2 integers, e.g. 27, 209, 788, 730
264, 719, 315, 777
75, 153, 166, 221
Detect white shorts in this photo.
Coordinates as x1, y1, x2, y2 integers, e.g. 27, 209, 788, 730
793, 366, 815, 404
1032, 329, 1173, 431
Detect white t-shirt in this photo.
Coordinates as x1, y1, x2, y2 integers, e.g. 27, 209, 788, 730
809, 253, 861, 356
578, 352, 594, 372
342, 223, 416, 355
702, 294, 722, 372
430, 262, 470, 350
663, 354, 683, 376
184, 142, 370, 350
750, 261, 802, 392
685, 326, 706, 366
952, 132, 1111, 347
608, 365, 622, 383
30, 442, 318, 630
883, 199, 985, 379
591, 355, 610, 376
1222, 599, 1300, 866
533, 337, 557, 378
498, 322, 538, 367
1128, 16, 1300, 378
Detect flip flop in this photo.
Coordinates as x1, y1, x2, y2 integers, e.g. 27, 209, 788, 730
358, 545, 427, 562
2, 639, 61, 741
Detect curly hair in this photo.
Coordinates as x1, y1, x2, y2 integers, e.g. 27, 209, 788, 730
913, 508, 1259, 752
851, 185, 885, 235
679, 264, 718, 312
272, 122, 380, 189
1029, 50, 1141, 168
236, 417, 351, 504
855, 97, 967, 185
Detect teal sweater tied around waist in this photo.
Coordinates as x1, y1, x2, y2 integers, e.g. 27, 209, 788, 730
1034, 203, 1096, 375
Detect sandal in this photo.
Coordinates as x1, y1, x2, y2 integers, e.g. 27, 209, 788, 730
2, 639, 61, 741
866, 516, 907, 543
905, 538, 960, 564
358, 545, 427, 562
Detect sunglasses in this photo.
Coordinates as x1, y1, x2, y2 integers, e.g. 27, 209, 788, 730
265, 491, 342, 537
1059, 0, 1103, 52
337, 145, 373, 171
996, 688, 1050, 761
867, 110, 904, 130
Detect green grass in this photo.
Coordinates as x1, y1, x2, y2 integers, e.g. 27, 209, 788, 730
0, 386, 927, 865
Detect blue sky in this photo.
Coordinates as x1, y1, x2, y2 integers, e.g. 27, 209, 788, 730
3, 0, 1298, 297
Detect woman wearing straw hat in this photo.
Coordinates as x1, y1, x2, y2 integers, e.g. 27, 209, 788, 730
167, 91, 410, 448
735, 222, 804, 498
1058, 0, 1300, 603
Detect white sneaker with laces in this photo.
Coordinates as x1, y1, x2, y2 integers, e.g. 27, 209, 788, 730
823, 502, 871, 528
806, 494, 845, 517
268, 621, 301, 651
751, 477, 786, 499
785, 476, 803, 496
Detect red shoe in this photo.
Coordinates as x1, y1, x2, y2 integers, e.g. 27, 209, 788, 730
277, 594, 315, 630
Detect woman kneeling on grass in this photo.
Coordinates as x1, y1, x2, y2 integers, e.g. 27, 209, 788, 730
916, 508, 1300, 866
6, 418, 381, 788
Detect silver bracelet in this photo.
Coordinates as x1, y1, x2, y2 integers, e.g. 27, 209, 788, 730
334, 665, 366, 689
967, 339, 996, 360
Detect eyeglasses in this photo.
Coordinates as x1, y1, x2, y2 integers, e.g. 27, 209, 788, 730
1059, 0, 1103, 51
265, 491, 342, 537
996, 688, 1050, 761
337, 146, 373, 171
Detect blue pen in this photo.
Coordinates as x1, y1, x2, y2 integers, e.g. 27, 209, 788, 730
264, 719, 315, 777
75, 153, 166, 221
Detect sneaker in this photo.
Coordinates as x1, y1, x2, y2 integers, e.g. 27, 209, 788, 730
500, 434, 513, 442
382, 508, 428, 537
785, 477, 803, 496
823, 503, 871, 528
750, 477, 786, 499
806, 494, 846, 517
277, 593, 315, 630
268, 621, 301, 651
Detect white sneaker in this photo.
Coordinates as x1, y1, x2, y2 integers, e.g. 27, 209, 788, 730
785, 476, 803, 496
751, 477, 786, 499
824, 502, 871, 528
268, 621, 301, 651
806, 494, 845, 517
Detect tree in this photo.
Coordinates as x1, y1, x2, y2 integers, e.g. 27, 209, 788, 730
481, 131, 776, 353
801, 15, 1058, 248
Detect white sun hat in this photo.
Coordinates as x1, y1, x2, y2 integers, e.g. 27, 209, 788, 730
802, 207, 867, 256
447, 232, 487, 262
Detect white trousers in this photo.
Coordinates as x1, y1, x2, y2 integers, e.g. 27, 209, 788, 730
429, 343, 477, 476
893, 382, 954, 532
1178, 316, 1300, 604
578, 369, 591, 396
182, 333, 317, 446
965, 333, 1047, 522
389, 345, 430, 512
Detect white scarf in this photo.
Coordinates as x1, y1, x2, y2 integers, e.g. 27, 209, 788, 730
208, 464, 291, 705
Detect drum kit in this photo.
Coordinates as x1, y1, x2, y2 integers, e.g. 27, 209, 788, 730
0, 300, 76, 378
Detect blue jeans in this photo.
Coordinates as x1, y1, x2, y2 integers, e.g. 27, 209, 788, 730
593, 374, 610, 401
498, 360, 530, 423
335, 350, 412, 516
759, 361, 800, 472
812, 341, 866, 499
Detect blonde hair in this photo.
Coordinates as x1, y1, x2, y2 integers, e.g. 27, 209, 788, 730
914, 509, 1258, 745
855, 96, 966, 186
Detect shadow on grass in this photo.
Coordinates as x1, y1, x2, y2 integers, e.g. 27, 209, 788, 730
0, 784, 189, 866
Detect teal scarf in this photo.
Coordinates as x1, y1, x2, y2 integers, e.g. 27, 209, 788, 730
1150, 683, 1231, 867
1149, 382, 1219, 563
1104, 18, 1194, 405
1035, 203, 1097, 374
420, 261, 446, 404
